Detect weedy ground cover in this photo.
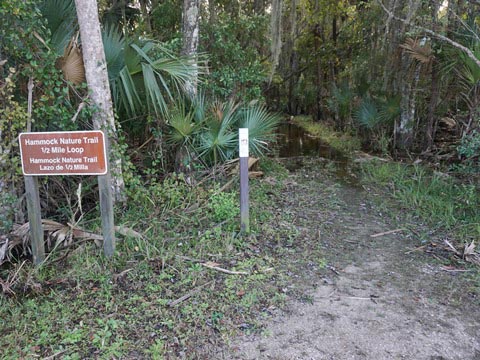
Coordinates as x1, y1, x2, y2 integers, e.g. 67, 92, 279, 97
0, 159, 330, 359
360, 160, 480, 303
360, 162, 480, 242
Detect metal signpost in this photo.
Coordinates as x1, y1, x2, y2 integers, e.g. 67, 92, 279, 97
239, 128, 250, 234
19, 130, 113, 264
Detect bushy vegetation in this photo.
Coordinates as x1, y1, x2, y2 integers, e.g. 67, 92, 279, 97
0, 159, 320, 358
1, 0, 479, 356
360, 161, 480, 243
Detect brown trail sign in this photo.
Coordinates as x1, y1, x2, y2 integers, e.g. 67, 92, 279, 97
19, 130, 113, 264
19, 131, 107, 176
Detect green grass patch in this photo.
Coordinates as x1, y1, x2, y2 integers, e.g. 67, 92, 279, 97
360, 161, 480, 242
291, 115, 361, 154
0, 159, 305, 359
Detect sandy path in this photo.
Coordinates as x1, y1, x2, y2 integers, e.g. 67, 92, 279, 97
223, 160, 480, 360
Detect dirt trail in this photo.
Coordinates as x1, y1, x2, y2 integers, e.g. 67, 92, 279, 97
224, 159, 480, 360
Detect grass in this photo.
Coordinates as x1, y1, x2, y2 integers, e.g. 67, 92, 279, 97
359, 160, 480, 301
291, 115, 361, 154
0, 158, 322, 359
360, 161, 480, 243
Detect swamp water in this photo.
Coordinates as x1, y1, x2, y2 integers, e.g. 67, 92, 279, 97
274, 122, 353, 181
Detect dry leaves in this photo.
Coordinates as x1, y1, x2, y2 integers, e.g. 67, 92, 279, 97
0, 220, 103, 265
444, 239, 480, 265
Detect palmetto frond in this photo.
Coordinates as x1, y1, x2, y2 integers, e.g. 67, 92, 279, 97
236, 104, 281, 157
197, 101, 239, 164
354, 98, 380, 130
400, 37, 434, 65
165, 99, 198, 145
39, 0, 77, 55
58, 35, 85, 85
110, 40, 202, 118
378, 96, 401, 124
102, 24, 125, 83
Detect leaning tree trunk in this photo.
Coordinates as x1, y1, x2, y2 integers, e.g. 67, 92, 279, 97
74, 0, 125, 204
182, 0, 200, 98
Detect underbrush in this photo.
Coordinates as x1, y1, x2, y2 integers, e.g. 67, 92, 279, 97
0, 159, 301, 359
291, 115, 361, 154
360, 161, 480, 245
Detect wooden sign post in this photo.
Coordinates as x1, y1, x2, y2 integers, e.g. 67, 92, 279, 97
19, 130, 113, 264
239, 128, 250, 234
24, 176, 44, 265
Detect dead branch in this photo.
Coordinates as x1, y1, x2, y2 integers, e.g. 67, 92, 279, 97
376, 0, 480, 69
370, 229, 406, 238
167, 281, 213, 307
114, 225, 144, 240
201, 261, 249, 275
405, 244, 428, 254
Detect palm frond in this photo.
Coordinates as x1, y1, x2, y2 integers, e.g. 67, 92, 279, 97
39, 0, 77, 55
197, 101, 239, 164
378, 96, 401, 124
102, 24, 125, 84
124, 42, 200, 117
236, 104, 281, 157
354, 98, 380, 130
58, 36, 85, 85
142, 62, 171, 116
116, 67, 141, 117
165, 100, 198, 145
400, 37, 434, 64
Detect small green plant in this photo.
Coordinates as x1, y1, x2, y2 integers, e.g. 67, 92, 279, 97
455, 130, 480, 173
146, 339, 166, 359
207, 190, 239, 223
354, 95, 399, 154
327, 82, 354, 129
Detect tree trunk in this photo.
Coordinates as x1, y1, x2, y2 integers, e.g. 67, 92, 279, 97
139, 0, 152, 33
269, 0, 283, 83
287, 0, 298, 114
396, 51, 421, 149
74, 0, 125, 202
426, 1, 441, 149
209, 0, 217, 26
182, 0, 200, 98
332, 16, 338, 80
254, 0, 265, 15
426, 60, 440, 149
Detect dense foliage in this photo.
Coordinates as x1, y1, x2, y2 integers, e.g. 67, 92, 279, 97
1, 0, 478, 257
1, 1, 479, 358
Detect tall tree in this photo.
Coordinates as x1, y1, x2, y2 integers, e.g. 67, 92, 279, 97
182, 0, 200, 97
74, 0, 118, 255
270, 0, 283, 82
74, 0, 124, 201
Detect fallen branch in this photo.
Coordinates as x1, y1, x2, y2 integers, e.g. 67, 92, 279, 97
326, 265, 340, 275
441, 267, 471, 273
370, 229, 406, 238
405, 244, 428, 254
42, 350, 67, 360
444, 239, 460, 255
168, 281, 213, 307
201, 261, 248, 275
114, 225, 144, 240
